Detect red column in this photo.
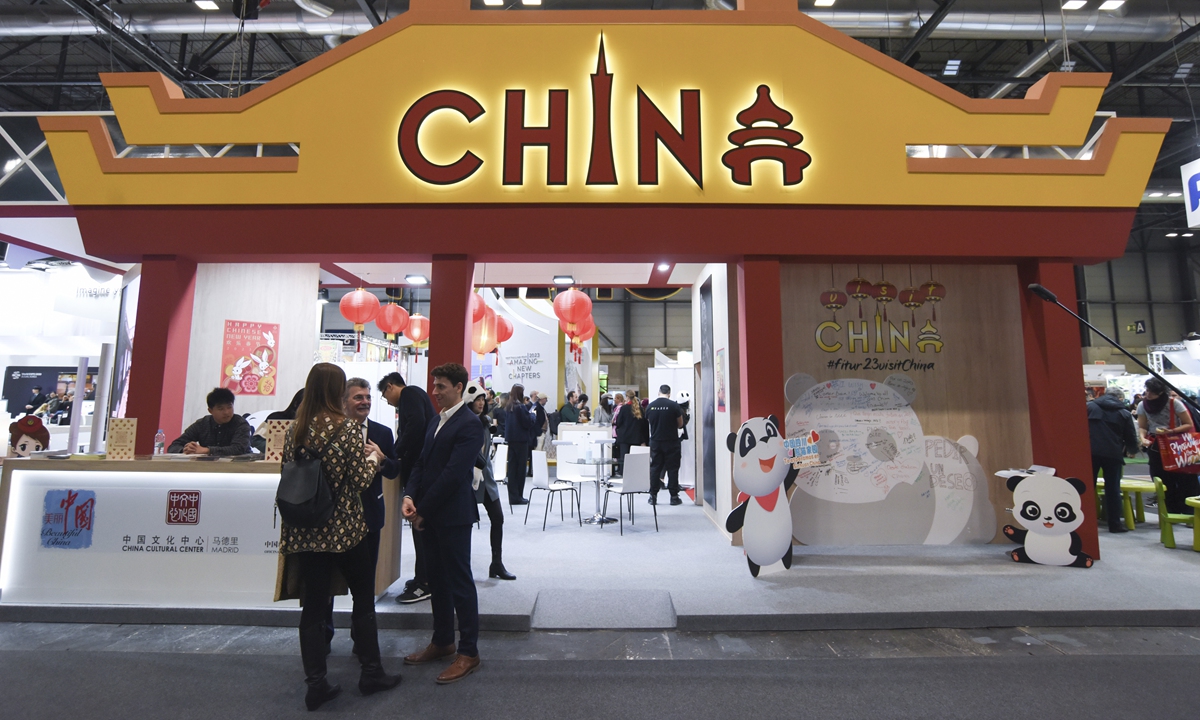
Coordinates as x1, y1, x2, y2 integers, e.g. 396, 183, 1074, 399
427, 254, 474, 406
1018, 260, 1099, 560
737, 258, 785, 422
125, 256, 196, 454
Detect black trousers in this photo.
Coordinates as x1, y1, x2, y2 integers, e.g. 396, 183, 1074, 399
481, 493, 504, 559
649, 441, 682, 497
506, 443, 530, 503
1147, 448, 1200, 515
325, 528, 380, 642
613, 442, 629, 476
1091, 454, 1125, 530
423, 523, 479, 657
296, 539, 381, 684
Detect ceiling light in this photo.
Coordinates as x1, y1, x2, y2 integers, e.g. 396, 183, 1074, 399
2, 158, 20, 173
317, 288, 329, 304
483, 0, 503, 4
194, 0, 219, 9
0, 262, 8, 268
294, 0, 335, 17
1059, 60, 1077, 72
657, 263, 671, 271
521, 0, 541, 5
1149, 192, 1164, 197
1062, 1, 1087, 10
1175, 63, 1194, 81
943, 59, 961, 77
27, 261, 48, 270
814, 0, 836, 6
553, 275, 575, 286
405, 274, 429, 286
1099, 1, 1124, 9
1167, 232, 1180, 237
1169, 192, 1184, 197
1185, 233, 1196, 237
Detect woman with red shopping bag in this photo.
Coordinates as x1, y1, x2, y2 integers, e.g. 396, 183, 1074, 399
1137, 378, 1200, 514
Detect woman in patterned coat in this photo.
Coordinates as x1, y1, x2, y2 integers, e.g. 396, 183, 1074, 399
276, 362, 401, 711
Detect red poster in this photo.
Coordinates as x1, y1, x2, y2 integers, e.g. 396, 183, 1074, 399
221, 320, 279, 396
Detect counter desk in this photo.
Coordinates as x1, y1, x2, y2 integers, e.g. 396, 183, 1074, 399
0, 459, 402, 609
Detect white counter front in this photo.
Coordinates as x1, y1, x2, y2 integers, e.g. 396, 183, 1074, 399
0, 459, 285, 607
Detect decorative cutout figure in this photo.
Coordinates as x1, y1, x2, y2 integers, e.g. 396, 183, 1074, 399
9, 415, 50, 457
725, 415, 798, 577
1001, 471, 1093, 568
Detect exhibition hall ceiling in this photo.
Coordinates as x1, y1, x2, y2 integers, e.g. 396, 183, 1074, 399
326, 262, 704, 287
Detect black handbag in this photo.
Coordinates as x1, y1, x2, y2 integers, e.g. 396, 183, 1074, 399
276, 445, 335, 528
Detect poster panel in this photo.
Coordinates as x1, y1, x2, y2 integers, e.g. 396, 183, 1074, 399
221, 320, 280, 396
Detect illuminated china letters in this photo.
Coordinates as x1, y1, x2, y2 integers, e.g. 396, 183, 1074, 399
397, 90, 485, 185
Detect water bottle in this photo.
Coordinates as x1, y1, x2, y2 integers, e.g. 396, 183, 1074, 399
154, 429, 166, 455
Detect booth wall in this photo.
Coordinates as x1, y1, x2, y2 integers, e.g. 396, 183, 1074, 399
780, 264, 1032, 545
691, 264, 736, 538
182, 264, 319, 427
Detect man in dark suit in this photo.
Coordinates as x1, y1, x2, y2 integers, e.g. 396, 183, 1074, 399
401, 363, 484, 685
379, 371, 436, 604
327, 377, 398, 653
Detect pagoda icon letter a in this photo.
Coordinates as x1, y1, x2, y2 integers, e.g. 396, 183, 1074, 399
722, 85, 811, 186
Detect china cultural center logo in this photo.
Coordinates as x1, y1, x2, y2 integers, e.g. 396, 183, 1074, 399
41, 489, 96, 549
166, 490, 201, 525
397, 36, 811, 189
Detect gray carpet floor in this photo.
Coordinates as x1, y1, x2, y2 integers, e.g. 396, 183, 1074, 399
3, 648, 1197, 720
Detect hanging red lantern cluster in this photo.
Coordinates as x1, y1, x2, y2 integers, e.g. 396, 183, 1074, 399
555, 288, 596, 363
339, 288, 380, 351
821, 268, 947, 323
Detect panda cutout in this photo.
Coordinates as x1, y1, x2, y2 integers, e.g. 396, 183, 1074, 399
725, 416, 798, 577
1002, 472, 1093, 568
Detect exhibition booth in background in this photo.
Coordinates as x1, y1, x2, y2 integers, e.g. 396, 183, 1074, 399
0, 0, 1188, 628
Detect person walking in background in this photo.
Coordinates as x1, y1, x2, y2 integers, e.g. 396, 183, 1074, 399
646, 385, 684, 506
559, 390, 579, 424
502, 384, 535, 505
466, 381, 516, 581
402, 363, 485, 684
1088, 387, 1140, 533
613, 392, 648, 477
1137, 378, 1200, 514
168, 388, 252, 456
276, 363, 400, 711
378, 372, 436, 605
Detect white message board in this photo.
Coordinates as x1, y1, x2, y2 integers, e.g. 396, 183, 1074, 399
0, 468, 285, 607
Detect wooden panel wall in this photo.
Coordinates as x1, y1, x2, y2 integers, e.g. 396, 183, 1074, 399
780, 264, 1033, 543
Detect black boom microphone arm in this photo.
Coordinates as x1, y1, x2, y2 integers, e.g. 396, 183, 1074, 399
1027, 283, 1200, 418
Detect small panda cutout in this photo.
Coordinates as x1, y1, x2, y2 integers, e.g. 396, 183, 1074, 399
1003, 473, 1093, 568
725, 416, 798, 577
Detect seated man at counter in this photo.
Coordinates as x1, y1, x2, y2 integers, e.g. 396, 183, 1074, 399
168, 388, 252, 456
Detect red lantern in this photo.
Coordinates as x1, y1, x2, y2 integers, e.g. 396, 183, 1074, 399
575, 315, 596, 341
496, 315, 514, 344
375, 303, 410, 340
469, 293, 486, 324
899, 286, 925, 325
846, 277, 872, 318
559, 316, 577, 338
820, 289, 848, 315
553, 288, 592, 333
407, 313, 430, 344
874, 280, 896, 321
922, 280, 946, 320
472, 305, 499, 356
339, 289, 380, 332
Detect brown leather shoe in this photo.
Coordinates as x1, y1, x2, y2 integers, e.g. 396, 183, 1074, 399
435, 654, 480, 684
403, 643, 456, 666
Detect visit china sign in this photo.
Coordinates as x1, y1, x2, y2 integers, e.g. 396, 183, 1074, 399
397, 40, 812, 190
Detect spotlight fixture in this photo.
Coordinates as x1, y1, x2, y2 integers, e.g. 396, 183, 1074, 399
1099, 1, 1124, 9
405, 274, 429, 286
1169, 192, 1184, 197
521, 0, 541, 5
1062, 1, 1087, 10
1186, 233, 1196, 238
553, 275, 575, 286
943, 59, 961, 77
317, 288, 329, 304
483, 0, 503, 4
194, 0, 219, 9
1149, 192, 1165, 197
1167, 232, 1180, 237
813, 0, 836, 6
657, 263, 671, 272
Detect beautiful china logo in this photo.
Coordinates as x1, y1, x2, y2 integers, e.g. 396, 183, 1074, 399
166, 490, 201, 525
815, 267, 946, 355
41, 489, 95, 549
397, 37, 811, 189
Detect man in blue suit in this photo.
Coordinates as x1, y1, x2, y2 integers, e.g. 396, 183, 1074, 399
401, 363, 484, 684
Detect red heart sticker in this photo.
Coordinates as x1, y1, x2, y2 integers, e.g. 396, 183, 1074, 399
826, 383, 832, 388
810, 430, 820, 443
870, 383, 876, 389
